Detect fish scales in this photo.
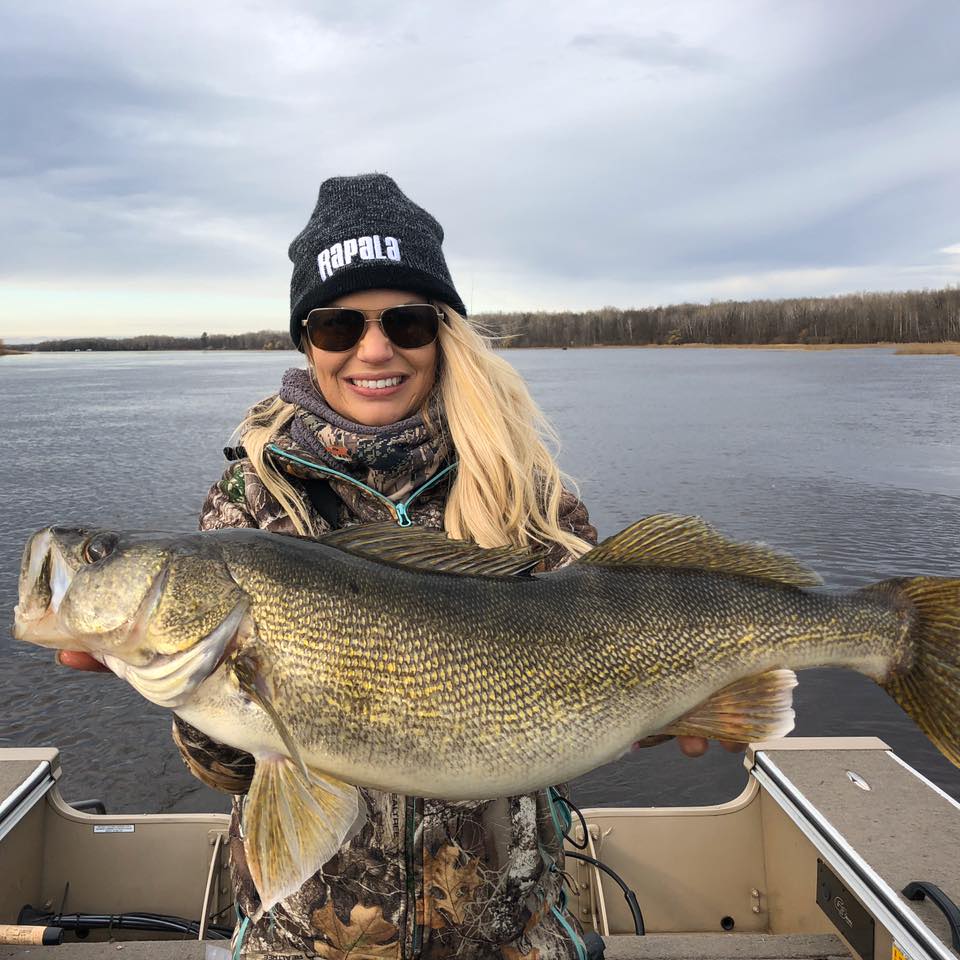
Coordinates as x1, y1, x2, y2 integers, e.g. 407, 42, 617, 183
206, 537, 909, 798
14, 516, 957, 912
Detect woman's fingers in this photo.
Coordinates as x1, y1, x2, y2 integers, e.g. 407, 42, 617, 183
676, 736, 748, 757
56, 650, 112, 673
677, 735, 709, 757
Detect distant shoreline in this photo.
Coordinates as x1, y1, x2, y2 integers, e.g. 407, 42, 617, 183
567, 341, 960, 355
5, 341, 959, 356
9, 286, 960, 352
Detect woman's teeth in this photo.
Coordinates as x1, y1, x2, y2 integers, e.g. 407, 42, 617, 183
351, 376, 404, 390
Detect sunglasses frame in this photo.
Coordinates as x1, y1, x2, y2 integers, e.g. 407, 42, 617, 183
301, 303, 443, 353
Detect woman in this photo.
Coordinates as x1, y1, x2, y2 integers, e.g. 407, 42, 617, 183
61, 174, 722, 959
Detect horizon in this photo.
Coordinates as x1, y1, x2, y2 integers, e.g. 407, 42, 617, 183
6, 282, 957, 347
2, 2, 959, 340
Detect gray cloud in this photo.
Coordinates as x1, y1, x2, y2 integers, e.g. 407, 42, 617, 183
1, 0, 959, 335
570, 30, 725, 71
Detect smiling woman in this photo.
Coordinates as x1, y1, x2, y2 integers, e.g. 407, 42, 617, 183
166, 173, 604, 960
301, 290, 440, 427
54, 173, 715, 960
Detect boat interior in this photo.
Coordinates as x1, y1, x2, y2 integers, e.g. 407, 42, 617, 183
1, 738, 958, 960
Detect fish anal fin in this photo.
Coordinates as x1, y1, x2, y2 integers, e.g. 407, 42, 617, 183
320, 521, 546, 577
245, 756, 365, 912
579, 514, 822, 587
662, 669, 798, 743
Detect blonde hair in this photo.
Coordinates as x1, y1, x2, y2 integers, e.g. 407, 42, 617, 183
236, 306, 592, 558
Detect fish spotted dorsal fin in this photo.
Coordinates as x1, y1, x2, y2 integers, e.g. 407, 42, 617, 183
578, 514, 822, 587
320, 522, 547, 577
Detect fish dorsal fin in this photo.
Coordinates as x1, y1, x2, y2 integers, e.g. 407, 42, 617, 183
578, 514, 822, 587
320, 522, 546, 577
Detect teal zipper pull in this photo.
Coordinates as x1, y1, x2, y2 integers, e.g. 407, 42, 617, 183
266, 443, 457, 530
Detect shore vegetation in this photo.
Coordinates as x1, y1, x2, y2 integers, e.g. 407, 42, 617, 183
10, 287, 960, 352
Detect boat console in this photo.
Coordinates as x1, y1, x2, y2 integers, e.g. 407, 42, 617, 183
0, 739, 957, 960
0, 748, 230, 957
567, 739, 960, 960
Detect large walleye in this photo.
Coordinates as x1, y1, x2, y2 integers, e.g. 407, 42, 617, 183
13, 517, 960, 911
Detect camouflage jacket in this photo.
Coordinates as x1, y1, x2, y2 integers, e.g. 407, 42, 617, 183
174, 418, 598, 960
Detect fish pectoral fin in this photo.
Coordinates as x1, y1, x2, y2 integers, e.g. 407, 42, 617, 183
578, 515, 822, 587
245, 756, 365, 912
661, 669, 798, 743
234, 651, 313, 781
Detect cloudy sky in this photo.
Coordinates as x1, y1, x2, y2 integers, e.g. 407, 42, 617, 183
2, 0, 959, 339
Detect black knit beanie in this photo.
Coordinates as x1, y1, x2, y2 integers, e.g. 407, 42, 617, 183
288, 173, 467, 349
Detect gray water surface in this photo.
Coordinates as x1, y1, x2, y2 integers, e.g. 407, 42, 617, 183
1, 348, 958, 813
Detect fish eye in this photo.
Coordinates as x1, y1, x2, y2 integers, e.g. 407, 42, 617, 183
82, 533, 118, 564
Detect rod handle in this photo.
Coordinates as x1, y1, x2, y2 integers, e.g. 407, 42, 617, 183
0, 924, 64, 945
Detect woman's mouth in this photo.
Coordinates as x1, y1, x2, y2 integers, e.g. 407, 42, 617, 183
345, 375, 408, 396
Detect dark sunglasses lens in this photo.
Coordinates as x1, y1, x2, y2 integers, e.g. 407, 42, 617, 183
306, 309, 365, 351
381, 305, 440, 349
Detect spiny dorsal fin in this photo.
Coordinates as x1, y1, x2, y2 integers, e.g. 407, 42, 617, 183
320, 522, 546, 577
578, 514, 822, 587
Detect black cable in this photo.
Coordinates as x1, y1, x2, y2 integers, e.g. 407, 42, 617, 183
19, 908, 232, 940
205, 901, 237, 924
551, 791, 589, 849
565, 851, 645, 936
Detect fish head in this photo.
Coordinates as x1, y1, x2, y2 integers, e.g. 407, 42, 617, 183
14, 527, 249, 707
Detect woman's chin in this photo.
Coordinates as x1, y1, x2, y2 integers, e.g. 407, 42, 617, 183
349, 401, 416, 427
338, 388, 422, 426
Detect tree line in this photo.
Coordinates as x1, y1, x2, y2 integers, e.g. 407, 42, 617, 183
12, 287, 960, 352
475, 287, 960, 347
16, 330, 290, 352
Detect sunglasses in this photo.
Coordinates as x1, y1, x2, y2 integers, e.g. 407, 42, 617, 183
302, 303, 442, 352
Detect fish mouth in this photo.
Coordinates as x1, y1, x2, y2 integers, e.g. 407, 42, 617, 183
14, 529, 248, 708
102, 599, 250, 709
13, 529, 83, 647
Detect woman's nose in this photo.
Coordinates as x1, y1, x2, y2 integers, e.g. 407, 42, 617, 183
355, 320, 394, 363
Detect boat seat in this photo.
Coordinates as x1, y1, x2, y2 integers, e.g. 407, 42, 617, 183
0, 933, 850, 960
603, 933, 850, 960
0, 748, 59, 845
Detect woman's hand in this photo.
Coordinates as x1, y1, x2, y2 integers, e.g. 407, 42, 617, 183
630, 735, 747, 755
676, 735, 746, 756
55, 650, 112, 672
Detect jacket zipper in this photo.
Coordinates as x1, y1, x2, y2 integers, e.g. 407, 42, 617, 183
269, 443, 437, 955
266, 444, 456, 527
404, 797, 423, 958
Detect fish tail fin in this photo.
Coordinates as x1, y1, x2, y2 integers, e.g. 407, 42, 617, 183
875, 576, 960, 767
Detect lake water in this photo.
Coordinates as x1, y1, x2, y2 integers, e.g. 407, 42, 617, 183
1, 348, 959, 814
